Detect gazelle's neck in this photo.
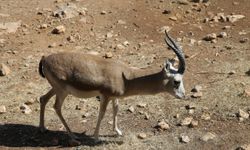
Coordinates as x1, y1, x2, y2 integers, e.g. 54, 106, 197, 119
123, 67, 166, 96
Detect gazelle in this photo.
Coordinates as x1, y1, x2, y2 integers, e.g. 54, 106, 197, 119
38, 31, 186, 141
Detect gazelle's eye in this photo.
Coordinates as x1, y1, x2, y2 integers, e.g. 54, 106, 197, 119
173, 80, 180, 87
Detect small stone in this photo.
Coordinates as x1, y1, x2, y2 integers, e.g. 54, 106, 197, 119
240, 38, 249, 43
227, 14, 245, 23
116, 44, 125, 50
190, 120, 198, 127
48, 43, 57, 48
222, 26, 231, 30
236, 144, 250, 150
128, 106, 135, 113
106, 32, 113, 38
25, 99, 35, 105
201, 113, 211, 120
0, 105, 7, 114
200, 132, 216, 142
79, 17, 87, 24
177, 0, 189, 5
156, 120, 170, 130
169, 16, 178, 21
82, 112, 90, 118
217, 32, 227, 38
181, 117, 193, 126
123, 41, 130, 46
104, 52, 113, 58
243, 88, 250, 97
191, 85, 202, 92
0, 39, 6, 44
188, 109, 195, 114
0, 63, 11, 76
145, 113, 150, 120
117, 20, 126, 24
191, 92, 203, 98
238, 109, 249, 119
228, 70, 236, 75
162, 10, 171, 14
20, 103, 32, 114
203, 33, 217, 41
137, 133, 147, 139
52, 25, 66, 34
180, 135, 190, 143
239, 117, 244, 122
67, 35, 75, 43
40, 24, 48, 29
211, 39, 217, 43
157, 26, 171, 33
100, 11, 107, 15
174, 113, 180, 119
137, 103, 147, 108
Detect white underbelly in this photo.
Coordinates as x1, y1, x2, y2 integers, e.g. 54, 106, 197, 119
65, 85, 101, 98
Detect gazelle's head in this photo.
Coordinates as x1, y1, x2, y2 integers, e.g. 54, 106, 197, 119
163, 31, 186, 99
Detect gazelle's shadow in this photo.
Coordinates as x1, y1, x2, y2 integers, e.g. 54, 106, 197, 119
0, 123, 119, 147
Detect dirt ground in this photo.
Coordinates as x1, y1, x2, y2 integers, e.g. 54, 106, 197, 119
0, 0, 250, 149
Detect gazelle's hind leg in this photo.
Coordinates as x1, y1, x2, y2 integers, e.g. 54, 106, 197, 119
94, 95, 110, 140
112, 99, 122, 136
53, 91, 78, 140
39, 88, 55, 132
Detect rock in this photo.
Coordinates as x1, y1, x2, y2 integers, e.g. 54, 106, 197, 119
20, 103, 32, 114
157, 26, 171, 33
162, 10, 171, 14
181, 117, 193, 126
222, 26, 231, 30
137, 103, 147, 108
188, 109, 195, 114
217, 32, 227, 38
137, 133, 147, 139
190, 120, 198, 127
67, 35, 75, 43
144, 113, 150, 120
79, 17, 87, 24
243, 88, 250, 97
189, 39, 196, 45
53, 3, 86, 19
203, 33, 217, 41
191, 92, 203, 98
39, 24, 48, 29
123, 41, 130, 46
180, 135, 190, 143
25, 99, 35, 105
48, 43, 57, 48
201, 113, 211, 120
0, 63, 11, 76
228, 70, 236, 75
200, 132, 216, 142
238, 109, 249, 119
156, 120, 170, 130
0, 105, 7, 114
0, 39, 6, 44
52, 25, 66, 34
128, 106, 135, 113
177, 0, 189, 5
106, 32, 113, 38
211, 39, 217, 43
115, 44, 125, 50
117, 20, 126, 25
104, 52, 113, 58
227, 14, 245, 23
82, 112, 90, 118
169, 16, 178, 21
0, 21, 22, 34
240, 38, 249, 43
100, 11, 107, 15
236, 144, 250, 150
191, 85, 202, 92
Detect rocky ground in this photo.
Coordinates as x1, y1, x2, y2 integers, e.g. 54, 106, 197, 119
0, 0, 250, 149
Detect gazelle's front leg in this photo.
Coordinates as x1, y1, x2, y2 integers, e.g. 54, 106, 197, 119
112, 99, 122, 136
94, 95, 110, 140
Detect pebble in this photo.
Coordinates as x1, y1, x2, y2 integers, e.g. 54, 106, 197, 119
169, 16, 178, 21
181, 117, 193, 126
0, 105, 7, 114
106, 32, 113, 38
0, 63, 11, 76
191, 92, 203, 98
116, 44, 125, 50
240, 38, 249, 43
39, 24, 48, 29
223, 26, 231, 30
201, 113, 211, 120
137, 133, 147, 139
104, 52, 113, 58
217, 32, 227, 38
236, 144, 250, 150
20, 103, 32, 114
203, 33, 217, 41
123, 41, 130, 46
191, 85, 202, 92
0, 39, 6, 44
177, 0, 189, 5
52, 25, 66, 34
243, 88, 250, 97
48, 43, 57, 48
79, 17, 87, 24
238, 109, 249, 119
67, 35, 75, 43
24, 99, 35, 105
128, 106, 135, 113
227, 14, 245, 23
117, 20, 126, 25
200, 132, 216, 142
156, 120, 170, 130
137, 103, 147, 108
157, 26, 171, 33
180, 135, 190, 143
190, 120, 198, 127
100, 11, 107, 15
144, 113, 150, 120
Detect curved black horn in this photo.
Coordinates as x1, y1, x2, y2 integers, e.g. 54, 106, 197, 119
164, 30, 186, 74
